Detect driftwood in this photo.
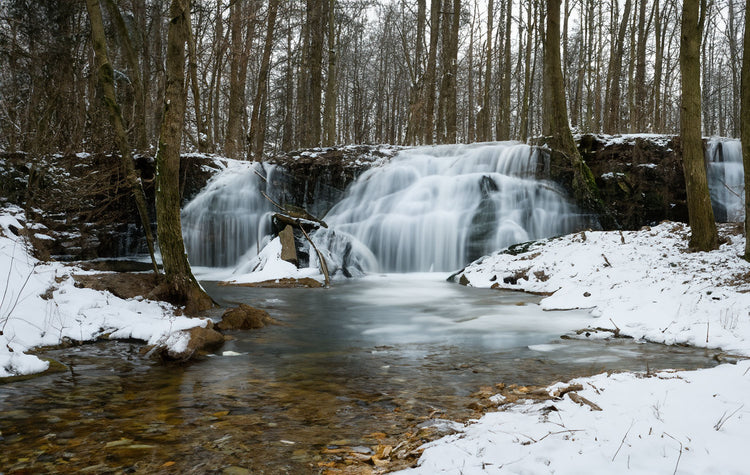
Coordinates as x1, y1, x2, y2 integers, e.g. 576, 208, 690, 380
568, 392, 602, 411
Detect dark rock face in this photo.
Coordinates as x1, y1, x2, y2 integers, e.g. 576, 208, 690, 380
266, 146, 399, 218
577, 134, 689, 230
539, 134, 690, 230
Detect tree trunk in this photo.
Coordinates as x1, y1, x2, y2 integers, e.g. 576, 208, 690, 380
101, 0, 149, 151
84, 0, 159, 276
322, 0, 337, 146
406, 0, 426, 145
155, 0, 213, 313
422, 0, 441, 144
603, 0, 631, 134
185, 7, 207, 153
543, 0, 607, 220
478, 0, 493, 142
680, 0, 717, 251
742, 0, 750, 259
519, 0, 534, 141
250, 0, 279, 158
497, 0, 512, 140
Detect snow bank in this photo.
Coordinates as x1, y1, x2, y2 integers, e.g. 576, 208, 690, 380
0, 206, 208, 378
398, 222, 750, 474
403, 362, 750, 474
457, 222, 750, 355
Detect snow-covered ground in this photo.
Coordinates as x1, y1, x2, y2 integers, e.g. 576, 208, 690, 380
396, 222, 750, 474
0, 205, 209, 378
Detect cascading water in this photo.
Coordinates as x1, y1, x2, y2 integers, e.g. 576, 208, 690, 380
707, 138, 744, 222
312, 142, 584, 273
182, 161, 277, 267
181, 142, 585, 274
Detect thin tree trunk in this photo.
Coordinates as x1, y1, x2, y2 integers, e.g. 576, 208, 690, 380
250, 0, 279, 158
422, 0, 441, 144
101, 0, 148, 151
322, 0, 337, 146
603, 0, 631, 134
185, 7, 207, 153
741, 0, 750, 259
519, 0, 534, 141
155, 0, 213, 312
680, 0, 718, 251
478, 0, 493, 142
497, 0, 512, 140
544, 0, 607, 221
84, 0, 159, 276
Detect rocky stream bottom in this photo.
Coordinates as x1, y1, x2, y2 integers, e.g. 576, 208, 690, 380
0, 275, 725, 474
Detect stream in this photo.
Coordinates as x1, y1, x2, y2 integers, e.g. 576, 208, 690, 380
0, 274, 722, 474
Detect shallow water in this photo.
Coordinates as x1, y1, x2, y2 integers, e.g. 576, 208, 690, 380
0, 275, 721, 473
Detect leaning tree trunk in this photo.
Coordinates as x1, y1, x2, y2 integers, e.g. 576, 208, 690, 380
741, 0, 750, 259
84, 0, 159, 276
543, 0, 610, 224
680, 0, 718, 251
155, 0, 213, 313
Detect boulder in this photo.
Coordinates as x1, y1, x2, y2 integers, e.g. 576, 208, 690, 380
145, 326, 225, 362
217, 304, 275, 330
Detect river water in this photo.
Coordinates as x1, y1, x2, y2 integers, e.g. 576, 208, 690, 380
0, 274, 721, 474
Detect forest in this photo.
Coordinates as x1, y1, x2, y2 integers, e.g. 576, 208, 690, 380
0, 0, 746, 158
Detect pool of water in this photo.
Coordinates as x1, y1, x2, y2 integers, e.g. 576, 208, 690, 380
0, 274, 721, 473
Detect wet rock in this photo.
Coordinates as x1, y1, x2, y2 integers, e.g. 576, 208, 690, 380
217, 304, 275, 331
221, 277, 323, 289
278, 225, 298, 266
145, 326, 225, 362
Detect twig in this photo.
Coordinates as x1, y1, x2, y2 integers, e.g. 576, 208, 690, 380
602, 253, 612, 267
609, 318, 621, 337
537, 429, 584, 442
298, 223, 330, 288
612, 420, 635, 461
662, 432, 683, 475
713, 404, 744, 431
706, 321, 710, 343
260, 190, 284, 212
253, 168, 268, 183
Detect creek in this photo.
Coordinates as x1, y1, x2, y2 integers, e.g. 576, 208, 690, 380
0, 274, 722, 473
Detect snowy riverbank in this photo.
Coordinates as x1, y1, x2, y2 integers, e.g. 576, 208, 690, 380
0, 206, 209, 378
398, 222, 750, 474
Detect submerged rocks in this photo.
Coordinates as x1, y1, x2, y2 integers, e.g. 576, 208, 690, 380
217, 304, 275, 330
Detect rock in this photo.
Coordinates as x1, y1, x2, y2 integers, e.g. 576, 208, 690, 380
217, 304, 275, 331
144, 326, 225, 362
278, 224, 298, 266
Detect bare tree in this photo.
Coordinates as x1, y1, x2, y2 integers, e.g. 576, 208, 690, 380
155, 0, 212, 312
680, 0, 717, 251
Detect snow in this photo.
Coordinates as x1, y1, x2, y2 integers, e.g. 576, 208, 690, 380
0, 206, 209, 378
221, 236, 325, 285
397, 222, 750, 474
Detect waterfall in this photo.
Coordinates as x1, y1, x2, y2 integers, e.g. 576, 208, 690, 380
182, 161, 277, 267
312, 142, 583, 273
707, 138, 744, 222
181, 142, 584, 274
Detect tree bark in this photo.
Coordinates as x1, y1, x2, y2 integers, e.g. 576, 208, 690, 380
742, 0, 750, 259
101, 0, 149, 151
680, 0, 717, 251
322, 0, 337, 146
478, 0, 493, 142
250, 0, 279, 158
84, 0, 159, 276
603, 0, 631, 134
422, 0, 441, 144
155, 0, 213, 313
543, 0, 607, 220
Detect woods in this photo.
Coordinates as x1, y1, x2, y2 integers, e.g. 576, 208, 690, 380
0, 0, 746, 156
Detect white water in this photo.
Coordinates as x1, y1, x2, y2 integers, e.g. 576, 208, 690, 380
182, 161, 277, 267
182, 142, 584, 273
707, 138, 744, 222
313, 142, 583, 273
